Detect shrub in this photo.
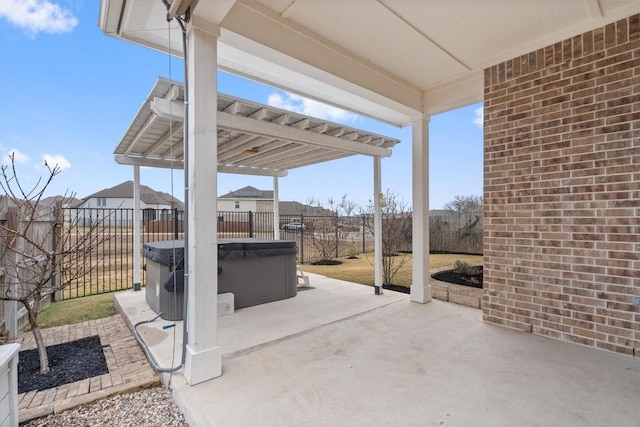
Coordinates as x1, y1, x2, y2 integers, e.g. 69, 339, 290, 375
453, 260, 480, 275
346, 240, 359, 258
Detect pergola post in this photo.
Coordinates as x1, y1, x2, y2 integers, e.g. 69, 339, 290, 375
273, 176, 280, 240
373, 155, 383, 294
410, 116, 432, 303
132, 165, 141, 291
183, 17, 222, 385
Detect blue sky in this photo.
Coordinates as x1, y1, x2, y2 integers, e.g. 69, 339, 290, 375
0, 1, 483, 210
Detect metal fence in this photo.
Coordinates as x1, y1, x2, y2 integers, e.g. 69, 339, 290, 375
54, 208, 481, 300
58, 209, 378, 299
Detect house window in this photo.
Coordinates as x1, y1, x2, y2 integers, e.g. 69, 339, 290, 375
97, 197, 107, 207
235, 201, 240, 209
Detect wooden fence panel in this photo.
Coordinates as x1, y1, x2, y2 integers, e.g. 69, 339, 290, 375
429, 213, 483, 255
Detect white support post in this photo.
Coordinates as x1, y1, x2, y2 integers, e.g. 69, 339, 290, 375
133, 165, 141, 291
273, 176, 280, 240
410, 116, 432, 303
184, 17, 222, 385
373, 156, 383, 294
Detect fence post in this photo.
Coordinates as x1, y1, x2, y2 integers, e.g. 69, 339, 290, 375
173, 208, 179, 240
3, 206, 18, 340
248, 211, 254, 237
300, 214, 304, 264
335, 218, 339, 258
52, 200, 63, 302
362, 215, 366, 253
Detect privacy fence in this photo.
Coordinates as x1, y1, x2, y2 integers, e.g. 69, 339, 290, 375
1, 207, 482, 312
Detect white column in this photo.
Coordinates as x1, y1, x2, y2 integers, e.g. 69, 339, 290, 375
184, 17, 222, 385
410, 116, 432, 303
273, 176, 280, 240
132, 165, 141, 291
373, 156, 383, 294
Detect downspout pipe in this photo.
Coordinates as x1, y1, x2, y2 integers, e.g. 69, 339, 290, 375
133, 2, 190, 373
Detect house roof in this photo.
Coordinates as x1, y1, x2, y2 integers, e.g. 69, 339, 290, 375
99, 1, 639, 126
112, 78, 400, 177
279, 201, 333, 217
84, 181, 185, 210
219, 186, 274, 200
40, 195, 83, 208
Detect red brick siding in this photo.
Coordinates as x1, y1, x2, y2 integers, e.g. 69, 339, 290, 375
482, 14, 640, 357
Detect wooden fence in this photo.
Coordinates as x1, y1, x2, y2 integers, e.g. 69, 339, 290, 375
0, 197, 57, 338
429, 212, 483, 254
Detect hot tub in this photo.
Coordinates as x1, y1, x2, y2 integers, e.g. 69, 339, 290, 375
144, 238, 298, 320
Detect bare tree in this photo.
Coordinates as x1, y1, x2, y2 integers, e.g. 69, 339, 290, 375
443, 195, 483, 215
337, 194, 357, 218
0, 155, 107, 373
305, 197, 340, 262
361, 189, 412, 286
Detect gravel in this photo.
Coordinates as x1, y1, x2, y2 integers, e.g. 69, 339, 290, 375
23, 386, 188, 427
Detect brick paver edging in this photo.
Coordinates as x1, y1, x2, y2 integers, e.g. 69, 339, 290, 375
13, 315, 160, 424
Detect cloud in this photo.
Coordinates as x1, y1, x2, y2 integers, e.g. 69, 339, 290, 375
43, 154, 71, 171
472, 106, 483, 128
268, 92, 359, 123
0, 0, 78, 37
3, 148, 30, 166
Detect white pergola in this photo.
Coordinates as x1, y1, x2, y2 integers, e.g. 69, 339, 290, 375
99, 0, 638, 385
112, 76, 400, 381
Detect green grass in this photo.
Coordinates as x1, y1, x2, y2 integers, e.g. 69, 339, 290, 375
36, 293, 117, 328
301, 253, 482, 287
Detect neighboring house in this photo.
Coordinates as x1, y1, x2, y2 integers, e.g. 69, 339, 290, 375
218, 186, 274, 212
75, 181, 184, 225
39, 196, 83, 209
218, 186, 333, 216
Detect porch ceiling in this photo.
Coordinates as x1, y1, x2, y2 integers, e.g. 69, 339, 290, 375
113, 77, 399, 177
99, 0, 639, 126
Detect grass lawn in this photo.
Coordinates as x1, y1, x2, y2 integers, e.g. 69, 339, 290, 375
36, 293, 117, 328
301, 253, 483, 287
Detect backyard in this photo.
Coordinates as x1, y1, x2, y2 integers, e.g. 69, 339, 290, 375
302, 252, 483, 288
29, 252, 483, 329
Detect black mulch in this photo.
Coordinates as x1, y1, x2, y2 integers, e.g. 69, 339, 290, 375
382, 284, 410, 294
310, 260, 343, 266
432, 266, 483, 289
18, 335, 109, 394
381, 266, 484, 293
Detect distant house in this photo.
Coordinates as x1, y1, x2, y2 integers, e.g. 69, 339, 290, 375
75, 181, 184, 225
39, 195, 83, 209
218, 186, 333, 216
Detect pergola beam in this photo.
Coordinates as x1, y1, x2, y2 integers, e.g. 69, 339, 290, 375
114, 154, 287, 177
151, 98, 185, 121
217, 111, 391, 157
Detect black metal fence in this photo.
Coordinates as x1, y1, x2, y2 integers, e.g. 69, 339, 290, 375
59, 208, 376, 300
59, 208, 482, 300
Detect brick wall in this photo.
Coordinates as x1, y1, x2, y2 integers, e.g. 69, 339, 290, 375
483, 14, 640, 357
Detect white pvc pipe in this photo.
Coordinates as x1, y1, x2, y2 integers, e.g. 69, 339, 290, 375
273, 176, 280, 240
374, 156, 383, 294
133, 165, 141, 291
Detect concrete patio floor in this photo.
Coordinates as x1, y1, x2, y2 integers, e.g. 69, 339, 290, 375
115, 274, 640, 427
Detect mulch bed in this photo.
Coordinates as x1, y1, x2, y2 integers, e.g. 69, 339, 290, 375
382, 266, 484, 293
431, 266, 483, 289
310, 260, 343, 266
18, 335, 109, 394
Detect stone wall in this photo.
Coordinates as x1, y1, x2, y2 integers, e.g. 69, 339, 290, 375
482, 14, 639, 356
